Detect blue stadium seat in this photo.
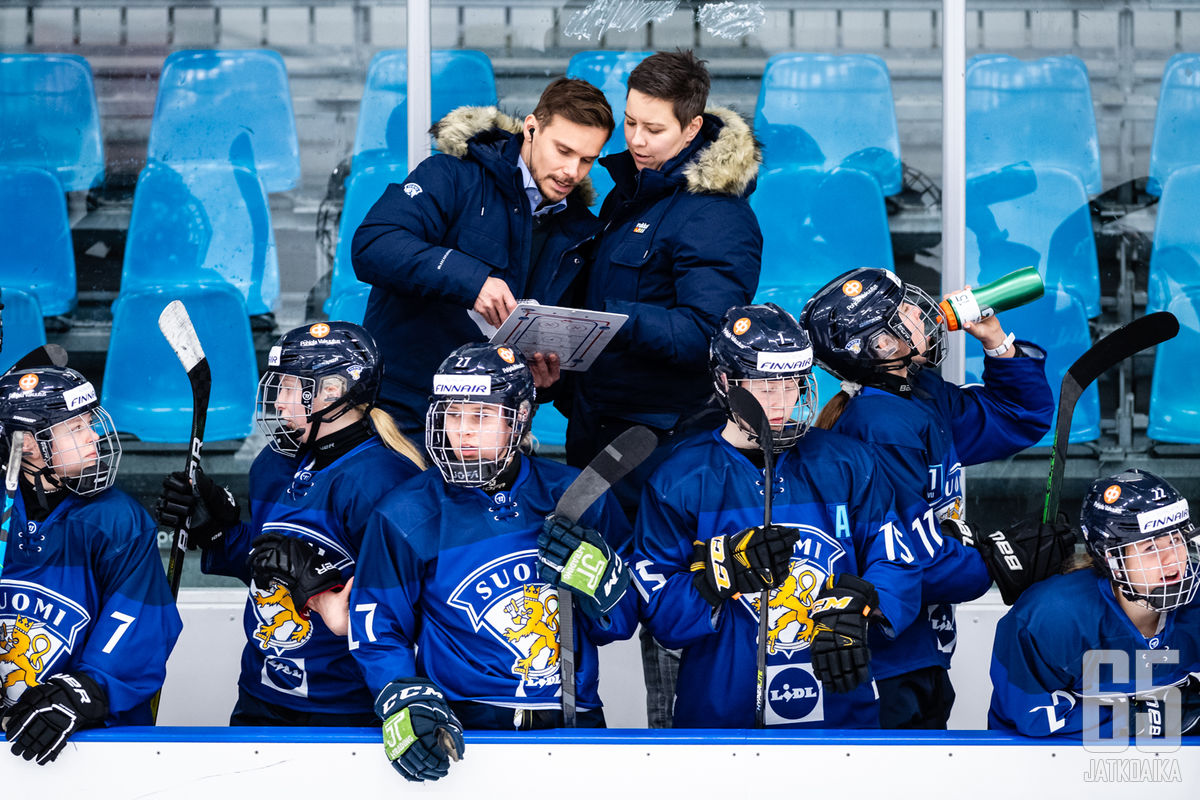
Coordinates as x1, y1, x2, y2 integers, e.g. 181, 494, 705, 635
755, 54, 902, 195
102, 284, 257, 442
566, 50, 652, 207
326, 158, 410, 314
122, 160, 279, 315
965, 287, 1098, 445
325, 285, 371, 326
1147, 164, 1200, 314
751, 166, 894, 303
0, 53, 104, 191
0, 166, 77, 315
966, 55, 1102, 195
353, 49, 498, 160
1148, 53, 1200, 196
148, 50, 299, 193
1148, 287, 1200, 443
530, 403, 569, 451
965, 163, 1100, 318
0, 288, 47, 375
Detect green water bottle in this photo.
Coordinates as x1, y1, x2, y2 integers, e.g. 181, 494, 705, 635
939, 266, 1045, 331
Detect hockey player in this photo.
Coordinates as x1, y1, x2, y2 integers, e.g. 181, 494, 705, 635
349, 343, 636, 782
154, 322, 424, 726
0, 366, 181, 765
633, 304, 923, 729
989, 469, 1200, 738
800, 267, 1062, 728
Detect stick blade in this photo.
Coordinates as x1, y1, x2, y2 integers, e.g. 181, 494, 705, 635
554, 425, 658, 523
727, 385, 772, 450
1067, 311, 1178, 387
6, 344, 68, 373
158, 300, 206, 372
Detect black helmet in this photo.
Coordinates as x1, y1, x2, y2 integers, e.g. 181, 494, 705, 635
0, 366, 121, 496
425, 343, 535, 487
800, 268, 946, 392
710, 303, 818, 450
1080, 469, 1199, 612
256, 321, 382, 456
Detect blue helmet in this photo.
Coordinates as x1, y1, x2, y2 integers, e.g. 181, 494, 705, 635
425, 343, 535, 487
1080, 469, 1199, 612
800, 267, 946, 392
710, 303, 818, 450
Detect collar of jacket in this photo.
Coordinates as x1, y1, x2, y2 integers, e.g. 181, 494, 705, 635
603, 106, 762, 202
431, 105, 598, 207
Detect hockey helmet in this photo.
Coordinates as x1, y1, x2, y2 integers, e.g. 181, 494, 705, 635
800, 267, 946, 389
1080, 469, 1199, 612
256, 321, 382, 456
710, 303, 818, 450
0, 366, 121, 496
426, 343, 535, 487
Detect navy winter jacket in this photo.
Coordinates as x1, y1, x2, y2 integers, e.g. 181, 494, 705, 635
570, 108, 763, 430
352, 107, 602, 430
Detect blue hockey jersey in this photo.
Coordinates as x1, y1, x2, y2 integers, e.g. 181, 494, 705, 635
0, 488, 182, 725
989, 569, 1200, 738
203, 437, 422, 715
633, 426, 923, 729
349, 455, 637, 716
833, 347, 1052, 678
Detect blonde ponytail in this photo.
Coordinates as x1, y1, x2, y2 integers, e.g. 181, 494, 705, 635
814, 390, 851, 431
366, 406, 427, 469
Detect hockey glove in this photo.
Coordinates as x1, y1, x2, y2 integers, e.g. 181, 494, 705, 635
809, 574, 879, 694
690, 524, 800, 608
154, 467, 240, 550
537, 515, 630, 620
249, 533, 345, 613
942, 513, 1076, 606
375, 678, 465, 783
6, 672, 109, 765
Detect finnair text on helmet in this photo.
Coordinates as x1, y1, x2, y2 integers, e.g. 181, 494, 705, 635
1137, 500, 1190, 534
756, 349, 813, 373
432, 375, 492, 396
63, 382, 97, 412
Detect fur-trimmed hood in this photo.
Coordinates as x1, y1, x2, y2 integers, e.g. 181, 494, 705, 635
430, 106, 597, 206
681, 106, 762, 197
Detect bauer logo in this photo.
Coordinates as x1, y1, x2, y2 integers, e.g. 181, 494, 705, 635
756, 348, 812, 373
767, 665, 823, 724
268, 346, 282, 366
842, 279, 863, 297
309, 323, 331, 338
17, 374, 38, 392
433, 375, 492, 396
1137, 499, 1189, 534
62, 382, 96, 411
497, 347, 516, 364
1103, 485, 1121, 504
733, 317, 752, 336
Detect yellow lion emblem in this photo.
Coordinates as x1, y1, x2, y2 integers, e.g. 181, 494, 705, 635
751, 570, 820, 654
0, 616, 51, 692
503, 585, 559, 678
252, 583, 312, 648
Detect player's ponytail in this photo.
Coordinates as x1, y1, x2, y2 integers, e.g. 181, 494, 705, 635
365, 406, 427, 469
814, 390, 850, 430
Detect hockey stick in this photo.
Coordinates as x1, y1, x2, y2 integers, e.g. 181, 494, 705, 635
1041, 311, 1179, 526
551, 424, 658, 727
158, 300, 211, 599
0, 432, 25, 580
726, 386, 774, 729
7, 344, 69, 372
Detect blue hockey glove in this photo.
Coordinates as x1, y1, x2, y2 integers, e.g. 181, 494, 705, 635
538, 515, 630, 620
809, 574, 879, 694
375, 679, 465, 783
6, 672, 109, 765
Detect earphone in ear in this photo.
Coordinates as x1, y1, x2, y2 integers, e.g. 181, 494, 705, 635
527, 127, 535, 140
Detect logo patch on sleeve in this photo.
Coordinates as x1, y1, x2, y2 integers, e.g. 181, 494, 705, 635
404, 182, 422, 198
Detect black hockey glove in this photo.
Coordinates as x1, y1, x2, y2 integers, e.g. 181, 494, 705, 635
942, 513, 1076, 606
809, 574, 879, 694
375, 678, 465, 783
537, 515, 630, 620
1129, 676, 1200, 738
6, 672, 109, 765
249, 533, 345, 613
154, 467, 240, 550
690, 524, 799, 608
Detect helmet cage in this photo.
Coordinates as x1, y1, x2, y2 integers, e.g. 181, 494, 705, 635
1098, 523, 1200, 612
256, 371, 352, 456
425, 398, 532, 487
874, 284, 947, 372
32, 407, 122, 496
724, 373, 819, 451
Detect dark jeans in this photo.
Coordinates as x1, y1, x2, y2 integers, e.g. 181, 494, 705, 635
876, 665, 956, 729
229, 688, 380, 727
